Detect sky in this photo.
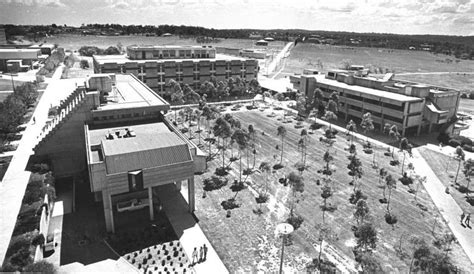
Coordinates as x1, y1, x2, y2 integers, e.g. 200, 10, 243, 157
1, 0, 473, 36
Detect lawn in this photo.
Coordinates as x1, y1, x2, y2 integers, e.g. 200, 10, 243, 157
278, 43, 474, 90
397, 73, 474, 92
417, 147, 473, 213
44, 34, 286, 52
181, 107, 472, 272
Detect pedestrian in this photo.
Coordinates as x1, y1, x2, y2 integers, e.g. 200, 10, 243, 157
203, 244, 208, 261
32, 117, 36, 124
192, 247, 198, 265
461, 212, 465, 225
199, 245, 204, 262
466, 213, 471, 227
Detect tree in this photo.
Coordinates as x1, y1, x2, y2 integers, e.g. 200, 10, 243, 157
276, 126, 287, 165
356, 252, 383, 273
454, 146, 465, 184
287, 171, 304, 219
346, 119, 357, 145
183, 84, 201, 103
298, 129, 308, 167
312, 88, 325, 116
323, 111, 337, 131
295, 93, 307, 116
321, 185, 332, 223
360, 112, 375, 141
354, 199, 370, 226
355, 222, 377, 252
259, 161, 271, 195
463, 159, 473, 192
348, 154, 363, 192
232, 129, 250, 183
23, 261, 56, 273
194, 109, 203, 145
399, 137, 413, 175
340, 59, 353, 70
213, 117, 232, 170
323, 150, 333, 176
385, 174, 397, 212
384, 123, 400, 157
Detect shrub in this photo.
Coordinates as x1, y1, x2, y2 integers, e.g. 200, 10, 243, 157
31, 233, 45, 246
230, 180, 246, 192
221, 198, 240, 210
399, 175, 413, 185
385, 213, 398, 226
255, 193, 269, 204
469, 92, 474, 100
286, 214, 304, 230
273, 163, 284, 170
214, 167, 228, 176
31, 163, 50, 174
23, 261, 56, 273
80, 59, 89, 69
203, 176, 228, 191
9, 247, 32, 269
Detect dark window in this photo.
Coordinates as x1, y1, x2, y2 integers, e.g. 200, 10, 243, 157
141, 51, 146, 59
128, 170, 143, 192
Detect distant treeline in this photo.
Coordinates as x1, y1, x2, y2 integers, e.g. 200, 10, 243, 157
2, 24, 473, 59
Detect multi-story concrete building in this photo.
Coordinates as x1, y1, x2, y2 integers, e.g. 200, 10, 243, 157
33, 74, 205, 232
93, 45, 259, 97
290, 69, 460, 136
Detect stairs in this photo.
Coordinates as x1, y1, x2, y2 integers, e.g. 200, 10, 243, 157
34, 89, 87, 153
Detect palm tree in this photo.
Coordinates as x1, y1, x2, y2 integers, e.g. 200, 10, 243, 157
259, 161, 272, 195
277, 125, 287, 165
298, 129, 308, 166
248, 124, 257, 168
384, 123, 400, 158
213, 117, 232, 170
323, 111, 337, 132
454, 146, 465, 184
378, 168, 387, 187
385, 174, 397, 212
287, 171, 304, 217
232, 129, 250, 183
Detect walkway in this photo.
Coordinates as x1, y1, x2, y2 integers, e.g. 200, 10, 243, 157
411, 148, 474, 264
0, 65, 65, 264
154, 184, 229, 274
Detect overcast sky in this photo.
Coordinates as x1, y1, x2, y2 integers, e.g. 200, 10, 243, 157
1, 0, 473, 35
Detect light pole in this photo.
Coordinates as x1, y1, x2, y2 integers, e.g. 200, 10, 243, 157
276, 223, 294, 274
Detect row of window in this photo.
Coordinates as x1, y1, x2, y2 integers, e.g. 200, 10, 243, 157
92, 111, 160, 121
142, 71, 251, 84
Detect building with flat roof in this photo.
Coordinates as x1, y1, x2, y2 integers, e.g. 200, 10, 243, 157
290, 69, 460, 136
33, 74, 205, 233
93, 45, 259, 97
0, 48, 41, 72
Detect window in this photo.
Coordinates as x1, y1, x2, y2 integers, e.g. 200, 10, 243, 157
179, 50, 185, 58
128, 170, 143, 192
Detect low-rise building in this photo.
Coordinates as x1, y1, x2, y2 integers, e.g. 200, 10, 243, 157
0, 48, 41, 72
93, 45, 258, 97
33, 74, 205, 233
290, 69, 460, 136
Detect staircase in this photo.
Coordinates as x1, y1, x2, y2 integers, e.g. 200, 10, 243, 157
33, 88, 87, 153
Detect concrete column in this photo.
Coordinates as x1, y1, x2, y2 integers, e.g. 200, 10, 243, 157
187, 177, 195, 213
148, 187, 154, 221
102, 190, 115, 233
176, 181, 182, 191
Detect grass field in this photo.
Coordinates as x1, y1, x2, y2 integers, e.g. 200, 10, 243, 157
43, 34, 286, 52
418, 148, 473, 213
397, 73, 474, 91
279, 43, 474, 90
180, 107, 472, 272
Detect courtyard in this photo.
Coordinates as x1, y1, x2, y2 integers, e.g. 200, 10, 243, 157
172, 104, 473, 272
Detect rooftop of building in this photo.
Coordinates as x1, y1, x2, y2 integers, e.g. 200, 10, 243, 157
87, 122, 192, 173
0, 48, 41, 53
93, 53, 250, 65
127, 45, 214, 50
92, 74, 170, 111
312, 74, 423, 103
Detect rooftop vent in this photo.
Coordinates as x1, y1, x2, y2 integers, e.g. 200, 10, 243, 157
124, 128, 136, 138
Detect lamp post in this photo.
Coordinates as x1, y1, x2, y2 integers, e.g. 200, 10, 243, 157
276, 222, 294, 274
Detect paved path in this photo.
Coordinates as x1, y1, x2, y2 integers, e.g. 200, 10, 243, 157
154, 184, 228, 274
0, 65, 64, 264
411, 148, 474, 264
